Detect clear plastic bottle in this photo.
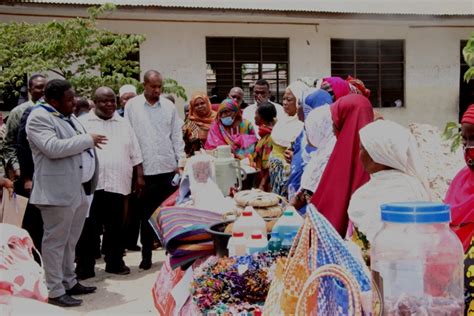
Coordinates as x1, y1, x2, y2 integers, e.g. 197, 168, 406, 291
233, 206, 266, 239
268, 232, 282, 252
371, 202, 464, 315
227, 231, 247, 257
246, 232, 268, 254
281, 233, 293, 252
272, 209, 303, 239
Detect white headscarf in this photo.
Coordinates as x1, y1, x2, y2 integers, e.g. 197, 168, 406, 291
300, 104, 337, 192
359, 120, 431, 195
348, 120, 432, 242
270, 82, 309, 148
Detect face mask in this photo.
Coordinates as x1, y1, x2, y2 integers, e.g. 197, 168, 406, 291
465, 146, 474, 168
221, 116, 234, 126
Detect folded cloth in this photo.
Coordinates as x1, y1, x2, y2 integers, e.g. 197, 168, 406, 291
149, 207, 223, 269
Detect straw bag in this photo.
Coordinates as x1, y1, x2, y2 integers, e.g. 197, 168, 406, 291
295, 264, 362, 316
263, 204, 371, 315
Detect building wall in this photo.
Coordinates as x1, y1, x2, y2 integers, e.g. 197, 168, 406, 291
1, 6, 472, 127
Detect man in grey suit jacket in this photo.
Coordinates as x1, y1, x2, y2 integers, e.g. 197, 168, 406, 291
26, 79, 107, 307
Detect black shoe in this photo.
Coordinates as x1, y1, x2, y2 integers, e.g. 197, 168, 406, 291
139, 258, 152, 270
106, 265, 131, 275
66, 282, 97, 296
49, 294, 82, 307
127, 245, 141, 251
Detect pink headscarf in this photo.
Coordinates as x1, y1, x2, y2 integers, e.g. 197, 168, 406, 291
322, 77, 351, 101
310, 94, 374, 236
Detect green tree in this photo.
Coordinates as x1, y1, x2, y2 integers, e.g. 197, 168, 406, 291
0, 3, 187, 100
443, 32, 474, 151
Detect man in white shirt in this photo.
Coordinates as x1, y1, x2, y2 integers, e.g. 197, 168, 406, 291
242, 79, 286, 137
76, 87, 144, 277
125, 70, 186, 270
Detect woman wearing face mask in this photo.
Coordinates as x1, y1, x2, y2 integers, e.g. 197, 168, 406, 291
445, 105, 474, 251
445, 105, 474, 313
182, 92, 216, 157
204, 98, 257, 159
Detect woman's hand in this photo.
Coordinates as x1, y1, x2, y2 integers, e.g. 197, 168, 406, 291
0, 177, 14, 199
284, 149, 294, 164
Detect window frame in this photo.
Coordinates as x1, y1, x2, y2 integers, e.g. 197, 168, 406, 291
330, 38, 405, 108
206, 37, 290, 104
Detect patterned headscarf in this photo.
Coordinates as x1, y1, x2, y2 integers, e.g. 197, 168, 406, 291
217, 98, 241, 122
346, 76, 371, 98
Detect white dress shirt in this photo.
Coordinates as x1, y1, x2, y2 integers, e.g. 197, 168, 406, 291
80, 111, 143, 195
242, 101, 286, 138
124, 94, 185, 176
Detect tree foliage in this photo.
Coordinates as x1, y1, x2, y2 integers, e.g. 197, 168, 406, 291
443, 33, 474, 152
0, 3, 187, 100
463, 31, 474, 82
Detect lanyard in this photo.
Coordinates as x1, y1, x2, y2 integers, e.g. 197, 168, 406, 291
37, 101, 93, 157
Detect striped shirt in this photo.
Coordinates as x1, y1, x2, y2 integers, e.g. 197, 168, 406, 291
124, 94, 185, 176
80, 111, 143, 195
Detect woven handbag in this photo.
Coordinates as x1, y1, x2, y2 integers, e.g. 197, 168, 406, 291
295, 264, 362, 316
263, 204, 371, 315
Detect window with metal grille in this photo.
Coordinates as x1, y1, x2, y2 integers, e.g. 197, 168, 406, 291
331, 39, 405, 108
206, 37, 289, 104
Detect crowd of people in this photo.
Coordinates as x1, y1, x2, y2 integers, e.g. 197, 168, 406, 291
0, 69, 473, 310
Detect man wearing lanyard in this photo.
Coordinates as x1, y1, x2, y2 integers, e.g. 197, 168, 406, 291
26, 79, 107, 307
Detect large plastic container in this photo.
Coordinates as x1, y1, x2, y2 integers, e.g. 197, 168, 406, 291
272, 209, 304, 239
233, 206, 266, 239
371, 202, 464, 315
227, 231, 247, 257
246, 232, 268, 254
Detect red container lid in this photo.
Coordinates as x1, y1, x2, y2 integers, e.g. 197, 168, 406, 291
242, 211, 252, 216
232, 232, 244, 237
251, 233, 262, 239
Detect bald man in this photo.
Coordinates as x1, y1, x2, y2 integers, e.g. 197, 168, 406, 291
124, 70, 185, 270
77, 87, 144, 277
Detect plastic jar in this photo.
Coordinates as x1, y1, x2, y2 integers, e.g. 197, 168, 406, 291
371, 202, 464, 315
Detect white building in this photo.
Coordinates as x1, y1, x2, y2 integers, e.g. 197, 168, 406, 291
1, 0, 473, 127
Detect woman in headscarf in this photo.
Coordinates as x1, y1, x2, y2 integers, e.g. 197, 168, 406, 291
269, 83, 306, 196
204, 98, 257, 159
445, 105, 474, 251
182, 92, 216, 157
310, 94, 374, 236
347, 120, 431, 265
321, 76, 351, 101
445, 105, 474, 313
287, 89, 333, 200
251, 101, 277, 191
291, 104, 337, 211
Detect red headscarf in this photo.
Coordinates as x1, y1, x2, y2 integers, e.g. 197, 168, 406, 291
310, 94, 374, 236
445, 104, 474, 252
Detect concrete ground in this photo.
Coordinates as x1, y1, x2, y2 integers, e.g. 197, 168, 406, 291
69, 249, 166, 315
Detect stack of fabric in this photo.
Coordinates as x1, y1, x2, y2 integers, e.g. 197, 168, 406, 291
149, 207, 223, 269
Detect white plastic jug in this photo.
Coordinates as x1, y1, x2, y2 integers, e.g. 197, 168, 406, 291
272, 208, 304, 239
246, 231, 268, 254
233, 206, 267, 239
227, 231, 247, 257
214, 145, 247, 196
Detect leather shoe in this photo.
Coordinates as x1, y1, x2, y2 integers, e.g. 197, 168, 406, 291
49, 294, 82, 307
139, 258, 152, 270
66, 282, 97, 296
106, 265, 131, 275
